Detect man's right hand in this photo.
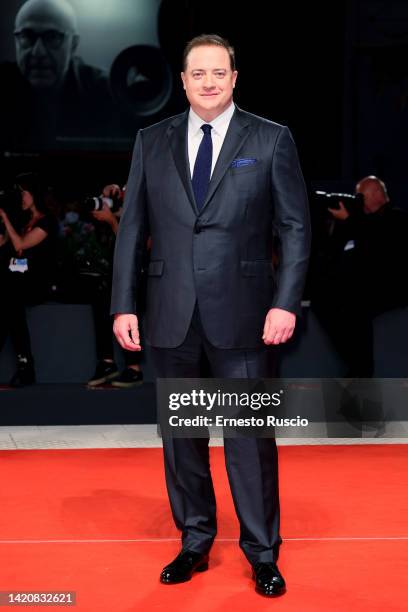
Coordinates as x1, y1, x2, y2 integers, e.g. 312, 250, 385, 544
113, 314, 142, 351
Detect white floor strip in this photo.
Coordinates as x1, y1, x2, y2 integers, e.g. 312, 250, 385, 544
0, 536, 407, 544
0, 424, 407, 449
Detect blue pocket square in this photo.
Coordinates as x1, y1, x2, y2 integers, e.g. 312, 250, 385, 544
230, 158, 257, 168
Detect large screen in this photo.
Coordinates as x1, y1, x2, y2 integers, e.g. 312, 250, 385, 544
0, 0, 172, 152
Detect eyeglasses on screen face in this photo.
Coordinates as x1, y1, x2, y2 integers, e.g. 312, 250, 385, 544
14, 29, 67, 50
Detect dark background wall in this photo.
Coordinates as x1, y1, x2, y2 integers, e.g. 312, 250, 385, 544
1, 0, 346, 196
1, 1, 406, 206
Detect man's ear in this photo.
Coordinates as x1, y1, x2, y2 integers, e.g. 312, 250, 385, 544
71, 34, 80, 54
180, 71, 186, 90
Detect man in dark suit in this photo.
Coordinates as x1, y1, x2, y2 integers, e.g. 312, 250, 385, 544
111, 34, 310, 596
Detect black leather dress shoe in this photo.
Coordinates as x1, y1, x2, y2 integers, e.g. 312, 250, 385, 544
160, 550, 209, 584
252, 562, 286, 596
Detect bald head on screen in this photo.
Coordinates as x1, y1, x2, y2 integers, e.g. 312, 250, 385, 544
14, 0, 80, 89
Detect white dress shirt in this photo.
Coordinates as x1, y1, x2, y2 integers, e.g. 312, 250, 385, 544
187, 102, 235, 177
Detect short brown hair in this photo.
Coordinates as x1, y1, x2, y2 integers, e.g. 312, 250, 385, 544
182, 34, 235, 71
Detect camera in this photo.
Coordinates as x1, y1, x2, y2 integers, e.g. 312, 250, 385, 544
314, 191, 364, 212
81, 195, 122, 215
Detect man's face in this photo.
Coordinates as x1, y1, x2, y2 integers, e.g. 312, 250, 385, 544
15, 12, 77, 89
181, 45, 237, 121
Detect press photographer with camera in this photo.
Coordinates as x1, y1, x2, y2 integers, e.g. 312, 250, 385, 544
310, 175, 408, 376
0, 172, 59, 387
85, 183, 144, 388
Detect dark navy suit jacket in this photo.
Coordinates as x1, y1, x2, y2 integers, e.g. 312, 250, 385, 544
111, 106, 311, 348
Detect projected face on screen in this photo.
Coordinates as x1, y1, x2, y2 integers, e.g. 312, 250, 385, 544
0, 0, 170, 151
14, 0, 79, 90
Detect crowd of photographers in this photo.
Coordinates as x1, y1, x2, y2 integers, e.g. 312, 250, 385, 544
0, 171, 407, 387
0, 174, 145, 388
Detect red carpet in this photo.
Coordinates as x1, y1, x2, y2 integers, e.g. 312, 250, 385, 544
0, 445, 407, 610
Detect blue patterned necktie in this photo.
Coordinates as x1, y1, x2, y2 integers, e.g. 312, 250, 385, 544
192, 123, 213, 211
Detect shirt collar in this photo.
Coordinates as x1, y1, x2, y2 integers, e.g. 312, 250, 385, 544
188, 102, 235, 136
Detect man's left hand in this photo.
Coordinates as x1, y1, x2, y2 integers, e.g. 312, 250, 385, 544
262, 308, 296, 345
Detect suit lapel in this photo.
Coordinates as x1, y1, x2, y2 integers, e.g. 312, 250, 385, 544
166, 111, 198, 215
166, 106, 251, 216
201, 107, 251, 213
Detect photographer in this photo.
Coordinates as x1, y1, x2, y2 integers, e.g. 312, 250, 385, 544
310, 176, 408, 376
85, 184, 144, 388
0, 173, 58, 387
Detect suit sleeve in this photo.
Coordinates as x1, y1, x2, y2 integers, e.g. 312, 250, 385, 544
270, 126, 311, 316
110, 130, 148, 315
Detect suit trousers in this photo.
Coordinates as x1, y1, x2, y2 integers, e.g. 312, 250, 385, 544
150, 304, 282, 565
